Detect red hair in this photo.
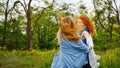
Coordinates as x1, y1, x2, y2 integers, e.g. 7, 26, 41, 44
79, 16, 95, 35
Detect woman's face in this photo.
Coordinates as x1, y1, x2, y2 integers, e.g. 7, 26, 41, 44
77, 19, 86, 30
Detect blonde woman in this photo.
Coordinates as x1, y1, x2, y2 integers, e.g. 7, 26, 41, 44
51, 14, 90, 68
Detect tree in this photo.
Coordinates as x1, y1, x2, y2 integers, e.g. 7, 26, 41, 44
93, 0, 117, 42
112, 0, 120, 25
35, 8, 58, 49
17, 0, 55, 50
0, 0, 19, 46
6, 16, 27, 50
112, 0, 120, 40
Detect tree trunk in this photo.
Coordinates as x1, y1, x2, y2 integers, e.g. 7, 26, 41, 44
27, 0, 32, 50
2, 0, 20, 46
117, 12, 120, 41
27, 16, 32, 50
2, 16, 7, 46
2, 3, 8, 46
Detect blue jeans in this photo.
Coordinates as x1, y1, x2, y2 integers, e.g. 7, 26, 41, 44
82, 60, 91, 68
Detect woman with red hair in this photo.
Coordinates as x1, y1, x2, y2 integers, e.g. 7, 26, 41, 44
76, 15, 100, 68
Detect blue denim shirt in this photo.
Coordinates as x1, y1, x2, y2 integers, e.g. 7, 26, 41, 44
51, 38, 89, 68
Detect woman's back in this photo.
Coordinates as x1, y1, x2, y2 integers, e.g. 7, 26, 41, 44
51, 38, 89, 68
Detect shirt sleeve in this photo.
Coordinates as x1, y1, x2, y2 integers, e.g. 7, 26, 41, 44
71, 40, 90, 53
86, 35, 94, 47
82, 31, 94, 48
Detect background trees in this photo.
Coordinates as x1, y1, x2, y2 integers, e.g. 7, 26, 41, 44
0, 0, 120, 68
0, 0, 119, 50
93, 0, 120, 39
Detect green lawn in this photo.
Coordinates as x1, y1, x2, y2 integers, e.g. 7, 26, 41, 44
0, 48, 120, 68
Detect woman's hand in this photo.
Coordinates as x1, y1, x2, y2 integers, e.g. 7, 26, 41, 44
89, 46, 93, 50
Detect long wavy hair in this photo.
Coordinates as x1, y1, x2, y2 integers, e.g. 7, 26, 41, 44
79, 16, 95, 36
57, 15, 80, 43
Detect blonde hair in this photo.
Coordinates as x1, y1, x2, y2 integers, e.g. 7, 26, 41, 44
57, 15, 80, 43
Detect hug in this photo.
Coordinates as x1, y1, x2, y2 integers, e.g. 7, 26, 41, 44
51, 14, 100, 68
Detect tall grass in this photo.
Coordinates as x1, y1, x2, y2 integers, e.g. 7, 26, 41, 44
98, 48, 120, 68
0, 49, 57, 68
0, 48, 120, 68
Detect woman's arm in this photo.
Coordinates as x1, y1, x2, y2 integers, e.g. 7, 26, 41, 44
83, 31, 94, 49
61, 38, 90, 53
71, 40, 90, 53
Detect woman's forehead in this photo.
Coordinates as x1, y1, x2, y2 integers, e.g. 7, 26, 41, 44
78, 19, 82, 22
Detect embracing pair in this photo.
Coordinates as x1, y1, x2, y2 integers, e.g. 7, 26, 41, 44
51, 14, 100, 68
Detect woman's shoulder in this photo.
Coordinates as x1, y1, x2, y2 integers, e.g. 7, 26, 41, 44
82, 29, 90, 35
82, 29, 90, 39
79, 29, 89, 34
83, 29, 89, 32
60, 38, 82, 44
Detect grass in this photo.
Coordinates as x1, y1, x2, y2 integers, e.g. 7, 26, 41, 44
98, 48, 120, 68
0, 48, 120, 68
0, 49, 57, 68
